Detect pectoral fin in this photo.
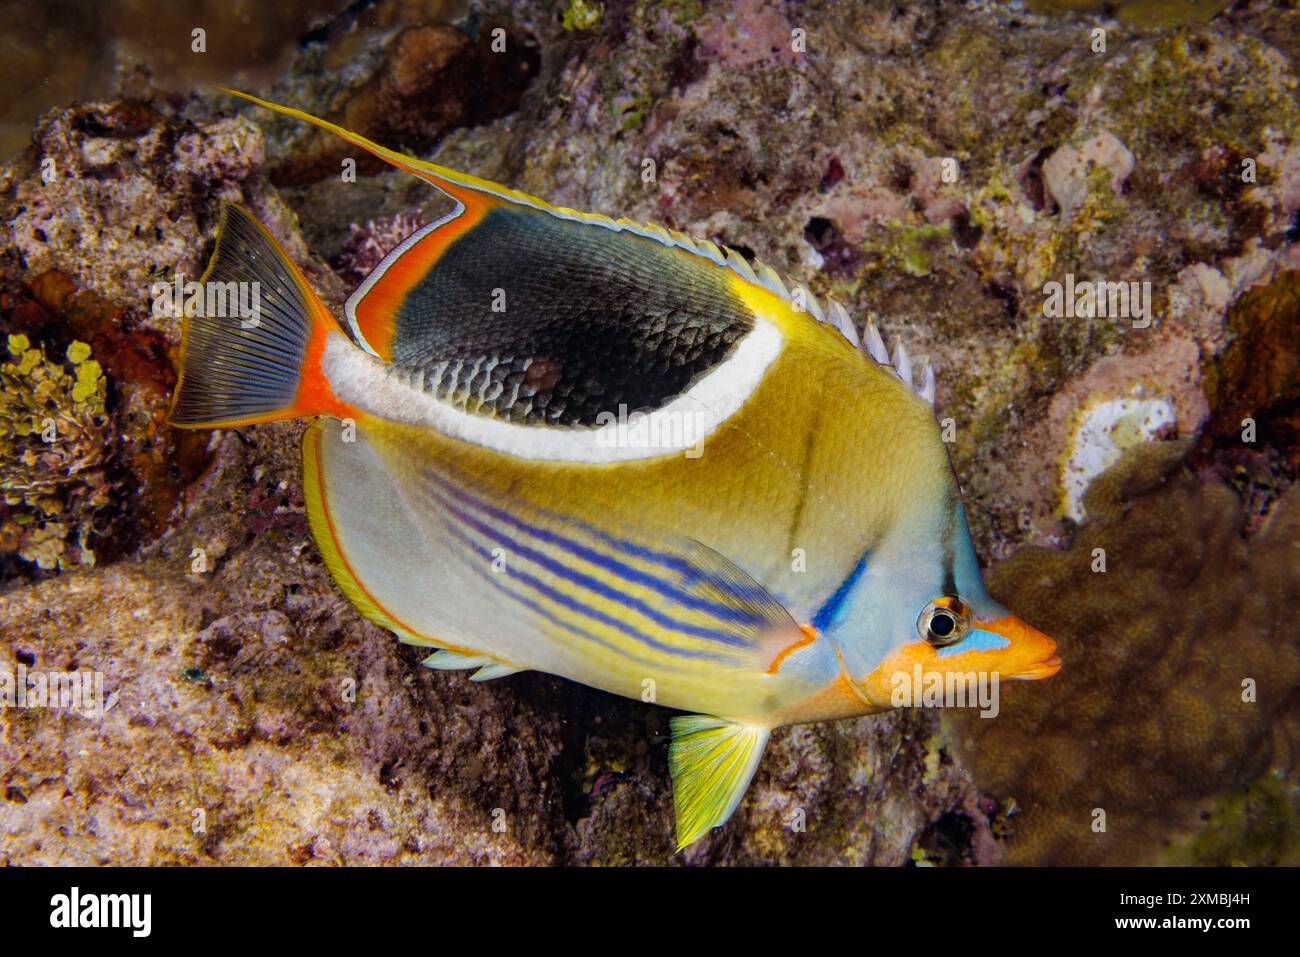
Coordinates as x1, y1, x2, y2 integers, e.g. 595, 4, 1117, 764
668, 715, 770, 850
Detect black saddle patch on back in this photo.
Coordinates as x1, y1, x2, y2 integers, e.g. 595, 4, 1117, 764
386, 205, 755, 426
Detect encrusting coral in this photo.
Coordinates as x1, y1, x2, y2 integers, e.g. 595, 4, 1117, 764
947, 442, 1300, 865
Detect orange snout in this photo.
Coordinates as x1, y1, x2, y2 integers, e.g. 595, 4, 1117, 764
978, 614, 1061, 680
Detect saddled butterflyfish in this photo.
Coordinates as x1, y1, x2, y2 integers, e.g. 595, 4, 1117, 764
171, 90, 1061, 850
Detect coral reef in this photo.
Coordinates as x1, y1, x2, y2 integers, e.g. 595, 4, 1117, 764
2, 0, 1299, 864
1197, 269, 1300, 473
334, 210, 428, 285
0, 96, 329, 577
1159, 770, 1300, 867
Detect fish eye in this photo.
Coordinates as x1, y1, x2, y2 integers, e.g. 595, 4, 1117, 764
917, 597, 971, 647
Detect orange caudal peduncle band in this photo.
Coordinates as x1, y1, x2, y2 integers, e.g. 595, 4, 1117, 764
291, 322, 357, 420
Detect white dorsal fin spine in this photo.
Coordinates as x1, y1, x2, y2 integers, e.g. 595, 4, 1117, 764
804, 287, 827, 324
893, 340, 912, 388
725, 247, 758, 283
669, 229, 697, 252
756, 264, 788, 299
697, 238, 723, 263
828, 300, 860, 347
864, 320, 889, 365
919, 361, 937, 407
645, 222, 672, 244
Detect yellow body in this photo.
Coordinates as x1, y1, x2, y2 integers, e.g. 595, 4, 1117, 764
299, 270, 947, 727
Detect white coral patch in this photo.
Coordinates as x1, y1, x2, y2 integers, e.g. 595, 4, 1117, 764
1062, 396, 1176, 522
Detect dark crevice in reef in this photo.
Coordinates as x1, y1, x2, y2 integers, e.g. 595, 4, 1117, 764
912, 811, 979, 867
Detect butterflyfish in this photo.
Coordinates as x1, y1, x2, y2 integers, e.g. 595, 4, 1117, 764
171, 90, 1061, 850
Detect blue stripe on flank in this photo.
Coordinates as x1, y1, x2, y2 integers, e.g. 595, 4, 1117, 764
811, 549, 871, 632
430, 493, 740, 664
936, 628, 1010, 658
450, 534, 682, 674
428, 476, 764, 642
428, 470, 766, 627
432, 506, 676, 669
440, 498, 748, 654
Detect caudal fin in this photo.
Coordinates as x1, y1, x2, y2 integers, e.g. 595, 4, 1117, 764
169, 204, 348, 428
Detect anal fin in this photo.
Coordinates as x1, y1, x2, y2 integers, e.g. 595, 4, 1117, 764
668, 715, 770, 851
422, 649, 525, 681
470, 662, 524, 681
422, 649, 493, 670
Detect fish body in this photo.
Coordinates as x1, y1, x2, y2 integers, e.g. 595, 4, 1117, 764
172, 91, 1060, 849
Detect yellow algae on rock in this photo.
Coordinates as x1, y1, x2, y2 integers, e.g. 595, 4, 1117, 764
0, 335, 110, 570
561, 0, 604, 32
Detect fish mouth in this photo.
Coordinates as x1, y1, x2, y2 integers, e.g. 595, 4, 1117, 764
978, 614, 1060, 680
1011, 654, 1062, 680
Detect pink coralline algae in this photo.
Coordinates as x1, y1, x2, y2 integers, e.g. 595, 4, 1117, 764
334, 210, 428, 285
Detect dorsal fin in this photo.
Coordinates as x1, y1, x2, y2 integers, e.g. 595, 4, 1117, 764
860, 317, 938, 408
219, 89, 940, 405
